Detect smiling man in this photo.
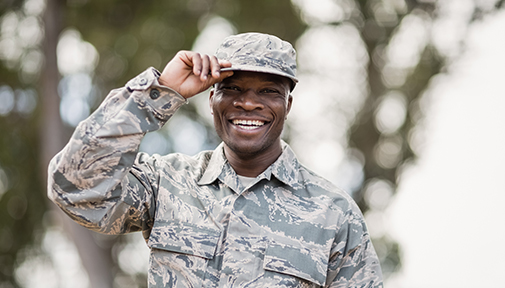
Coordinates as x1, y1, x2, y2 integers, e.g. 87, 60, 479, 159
210, 70, 293, 176
48, 33, 383, 287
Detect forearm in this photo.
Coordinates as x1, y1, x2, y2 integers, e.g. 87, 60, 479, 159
47, 68, 186, 233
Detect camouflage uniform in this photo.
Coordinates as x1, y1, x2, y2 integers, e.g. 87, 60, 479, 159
48, 33, 383, 287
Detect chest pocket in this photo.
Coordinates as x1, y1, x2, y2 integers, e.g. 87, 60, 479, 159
147, 220, 221, 259
263, 240, 328, 287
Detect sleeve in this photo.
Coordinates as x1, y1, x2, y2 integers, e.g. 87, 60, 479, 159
47, 67, 187, 236
325, 206, 384, 288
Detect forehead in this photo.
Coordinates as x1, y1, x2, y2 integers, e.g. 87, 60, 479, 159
219, 71, 291, 88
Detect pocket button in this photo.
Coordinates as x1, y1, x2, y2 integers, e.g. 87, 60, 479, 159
150, 88, 160, 99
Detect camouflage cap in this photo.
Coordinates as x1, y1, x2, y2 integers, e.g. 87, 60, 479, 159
215, 33, 298, 88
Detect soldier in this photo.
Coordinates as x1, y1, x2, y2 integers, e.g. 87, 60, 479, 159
48, 33, 383, 287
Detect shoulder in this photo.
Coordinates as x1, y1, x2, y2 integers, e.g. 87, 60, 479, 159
135, 149, 214, 175
295, 163, 359, 213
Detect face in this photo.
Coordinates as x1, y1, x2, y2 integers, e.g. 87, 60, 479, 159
210, 71, 293, 159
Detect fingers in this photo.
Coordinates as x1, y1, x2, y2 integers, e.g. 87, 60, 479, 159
209, 56, 220, 78
191, 53, 231, 81
212, 69, 234, 85
187, 52, 200, 79
200, 55, 210, 81
218, 59, 232, 69
190, 53, 210, 80
205, 57, 233, 86
176, 51, 231, 76
159, 51, 234, 98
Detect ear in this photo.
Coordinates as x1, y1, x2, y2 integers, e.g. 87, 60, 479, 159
209, 89, 215, 115
286, 94, 293, 115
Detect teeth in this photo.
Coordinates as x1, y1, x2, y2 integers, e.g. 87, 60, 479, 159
232, 119, 265, 127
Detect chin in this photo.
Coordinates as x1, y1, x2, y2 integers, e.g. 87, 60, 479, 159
227, 142, 263, 156
225, 138, 281, 158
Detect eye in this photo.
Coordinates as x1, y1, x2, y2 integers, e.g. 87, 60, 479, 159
221, 85, 241, 92
260, 88, 280, 94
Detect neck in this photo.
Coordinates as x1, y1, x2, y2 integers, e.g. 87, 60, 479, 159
224, 142, 283, 177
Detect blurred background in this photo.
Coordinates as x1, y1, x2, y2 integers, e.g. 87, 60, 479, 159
0, 0, 504, 287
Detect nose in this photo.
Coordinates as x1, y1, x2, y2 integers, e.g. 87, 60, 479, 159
233, 90, 264, 111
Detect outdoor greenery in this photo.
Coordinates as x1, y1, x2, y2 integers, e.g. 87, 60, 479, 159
0, 0, 503, 287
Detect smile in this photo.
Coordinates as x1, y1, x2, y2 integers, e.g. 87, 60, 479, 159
232, 119, 266, 130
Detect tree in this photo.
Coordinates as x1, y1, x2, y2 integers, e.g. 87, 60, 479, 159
348, 0, 441, 275
1, 0, 504, 286
344, 0, 504, 275
0, 0, 305, 287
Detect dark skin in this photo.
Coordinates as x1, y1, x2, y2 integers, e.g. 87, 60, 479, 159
159, 51, 293, 177
210, 71, 292, 177
158, 51, 234, 98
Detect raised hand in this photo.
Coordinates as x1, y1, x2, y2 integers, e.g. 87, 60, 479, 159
158, 51, 233, 99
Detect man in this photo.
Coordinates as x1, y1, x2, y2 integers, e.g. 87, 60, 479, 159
48, 33, 383, 287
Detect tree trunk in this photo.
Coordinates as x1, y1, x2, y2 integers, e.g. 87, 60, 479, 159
41, 0, 114, 287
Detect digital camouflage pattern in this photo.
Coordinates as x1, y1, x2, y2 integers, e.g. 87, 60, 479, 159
216, 33, 298, 86
48, 68, 383, 287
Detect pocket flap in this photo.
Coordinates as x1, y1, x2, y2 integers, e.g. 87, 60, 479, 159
147, 220, 221, 259
264, 240, 328, 286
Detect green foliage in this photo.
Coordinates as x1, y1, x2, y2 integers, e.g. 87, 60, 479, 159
1, 0, 504, 286
0, 1, 23, 15
0, 0, 306, 286
65, 0, 204, 90
346, 1, 440, 275
350, 0, 435, 196
0, 104, 46, 286
0, 3, 46, 284
213, 0, 305, 43
62, 0, 305, 93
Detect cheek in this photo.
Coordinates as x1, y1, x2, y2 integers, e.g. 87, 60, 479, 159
212, 96, 235, 117
272, 101, 290, 116
210, 99, 221, 116
209, 93, 224, 115
211, 103, 226, 127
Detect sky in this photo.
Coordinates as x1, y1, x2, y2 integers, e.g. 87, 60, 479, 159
386, 9, 505, 288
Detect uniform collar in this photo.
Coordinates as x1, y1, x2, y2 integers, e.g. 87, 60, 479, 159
197, 142, 227, 186
197, 141, 300, 189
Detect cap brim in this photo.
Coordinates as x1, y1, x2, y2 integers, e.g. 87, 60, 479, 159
220, 66, 298, 84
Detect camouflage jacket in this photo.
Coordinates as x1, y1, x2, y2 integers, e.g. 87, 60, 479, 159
48, 68, 383, 287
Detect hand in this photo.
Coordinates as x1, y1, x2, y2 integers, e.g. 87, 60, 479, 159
158, 51, 233, 99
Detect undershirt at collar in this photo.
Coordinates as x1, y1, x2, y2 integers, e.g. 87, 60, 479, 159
237, 175, 256, 188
